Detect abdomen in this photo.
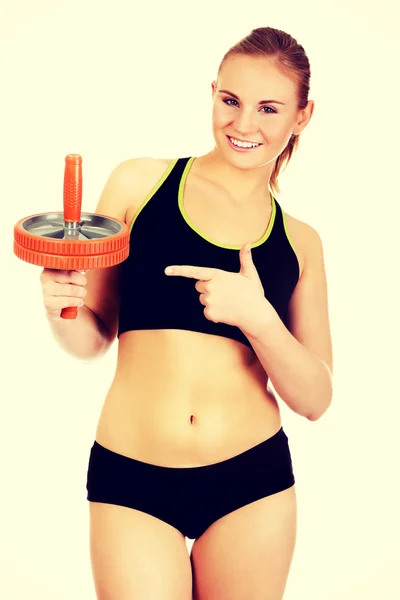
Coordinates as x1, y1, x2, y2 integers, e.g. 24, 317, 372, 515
95, 329, 282, 467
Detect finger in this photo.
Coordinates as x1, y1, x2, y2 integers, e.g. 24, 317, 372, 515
51, 283, 87, 299
194, 280, 208, 293
46, 296, 86, 310
203, 306, 218, 323
165, 265, 216, 280
42, 284, 87, 312
198, 293, 207, 306
41, 269, 87, 286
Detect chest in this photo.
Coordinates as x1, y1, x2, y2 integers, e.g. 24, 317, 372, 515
125, 177, 305, 278
182, 182, 273, 248
181, 179, 305, 277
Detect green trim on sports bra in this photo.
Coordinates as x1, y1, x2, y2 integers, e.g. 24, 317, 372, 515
129, 158, 180, 234
281, 209, 300, 265
178, 156, 277, 250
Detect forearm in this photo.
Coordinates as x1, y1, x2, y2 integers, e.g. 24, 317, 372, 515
242, 303, 333, 421
47, 305, 110, 361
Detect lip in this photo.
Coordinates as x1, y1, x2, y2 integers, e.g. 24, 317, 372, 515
226, 135, 262, 152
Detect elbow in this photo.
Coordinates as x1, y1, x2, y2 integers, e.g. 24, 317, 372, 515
306, 395, 333, 421
306, 411, 321, 421
306, 409, 325, 422
307, 370, 334, 421
78, 334, 112, 363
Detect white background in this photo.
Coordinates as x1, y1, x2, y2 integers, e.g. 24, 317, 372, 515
1, 0, 399, 598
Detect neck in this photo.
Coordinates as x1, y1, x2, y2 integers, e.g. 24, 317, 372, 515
196, 148, 274, 205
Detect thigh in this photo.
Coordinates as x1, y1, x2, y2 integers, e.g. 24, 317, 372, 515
190, 485, 297, 600
89, 501, 193, 600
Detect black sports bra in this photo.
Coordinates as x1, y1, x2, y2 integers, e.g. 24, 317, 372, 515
117, 157, 300, 350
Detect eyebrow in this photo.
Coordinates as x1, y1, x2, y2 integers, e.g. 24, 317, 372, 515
218, 89, 286, 105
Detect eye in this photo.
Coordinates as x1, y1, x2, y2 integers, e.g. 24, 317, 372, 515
261, 106, 277, 114
223, 98, 239, 107
222, 98, 276, 114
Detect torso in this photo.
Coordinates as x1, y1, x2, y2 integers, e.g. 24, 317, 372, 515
95, 157, 307, 467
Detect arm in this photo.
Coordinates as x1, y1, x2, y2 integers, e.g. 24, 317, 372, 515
46, 302, 114, 361
45, 159, 140, 361
243, 224, 333, 421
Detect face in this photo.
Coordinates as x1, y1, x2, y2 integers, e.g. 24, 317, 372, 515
211, 55, 313, 170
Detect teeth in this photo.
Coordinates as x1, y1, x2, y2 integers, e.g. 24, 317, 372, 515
229, 137, 260, 148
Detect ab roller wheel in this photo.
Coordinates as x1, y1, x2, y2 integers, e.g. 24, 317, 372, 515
14, 154, 130, 319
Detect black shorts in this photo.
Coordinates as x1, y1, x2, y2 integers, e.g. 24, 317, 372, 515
86, 426, 295, 540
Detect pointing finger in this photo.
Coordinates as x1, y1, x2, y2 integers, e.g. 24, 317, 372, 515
164, 265, 216, 280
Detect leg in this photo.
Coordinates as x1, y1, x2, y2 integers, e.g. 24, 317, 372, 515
191, 485, 297, 600
89, 501, 193, 600
86, 441, 194, 599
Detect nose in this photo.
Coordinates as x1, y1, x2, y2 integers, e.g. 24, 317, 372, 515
233, 108, 258, 136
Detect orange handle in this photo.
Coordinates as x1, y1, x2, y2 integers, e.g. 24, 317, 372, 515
64, 154, 82, 223
61, 306, 78, 319
62, 154, 82, 319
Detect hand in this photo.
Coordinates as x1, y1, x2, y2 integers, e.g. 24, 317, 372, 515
40, 268, 87, 320
164, 244, 273, 336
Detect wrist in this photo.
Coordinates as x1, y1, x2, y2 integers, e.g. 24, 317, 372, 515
240, 298, 278, 340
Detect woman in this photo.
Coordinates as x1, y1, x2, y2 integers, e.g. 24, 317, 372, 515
41, 26, 333, 600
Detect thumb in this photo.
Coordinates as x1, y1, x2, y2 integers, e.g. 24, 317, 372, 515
239, 244, 260, 279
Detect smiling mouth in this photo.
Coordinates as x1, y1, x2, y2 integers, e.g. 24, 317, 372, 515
227, 136, 262, 149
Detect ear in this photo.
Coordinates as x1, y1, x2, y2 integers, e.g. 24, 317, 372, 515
211, 80, 217, 97
294, 100, 315, 135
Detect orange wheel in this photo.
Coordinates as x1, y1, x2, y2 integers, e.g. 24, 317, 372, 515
13, 154, 130, 319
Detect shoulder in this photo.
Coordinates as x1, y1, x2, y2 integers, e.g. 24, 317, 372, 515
280, 207, 324, 278
112, 156, 174, 198
113, 157, 175, 225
